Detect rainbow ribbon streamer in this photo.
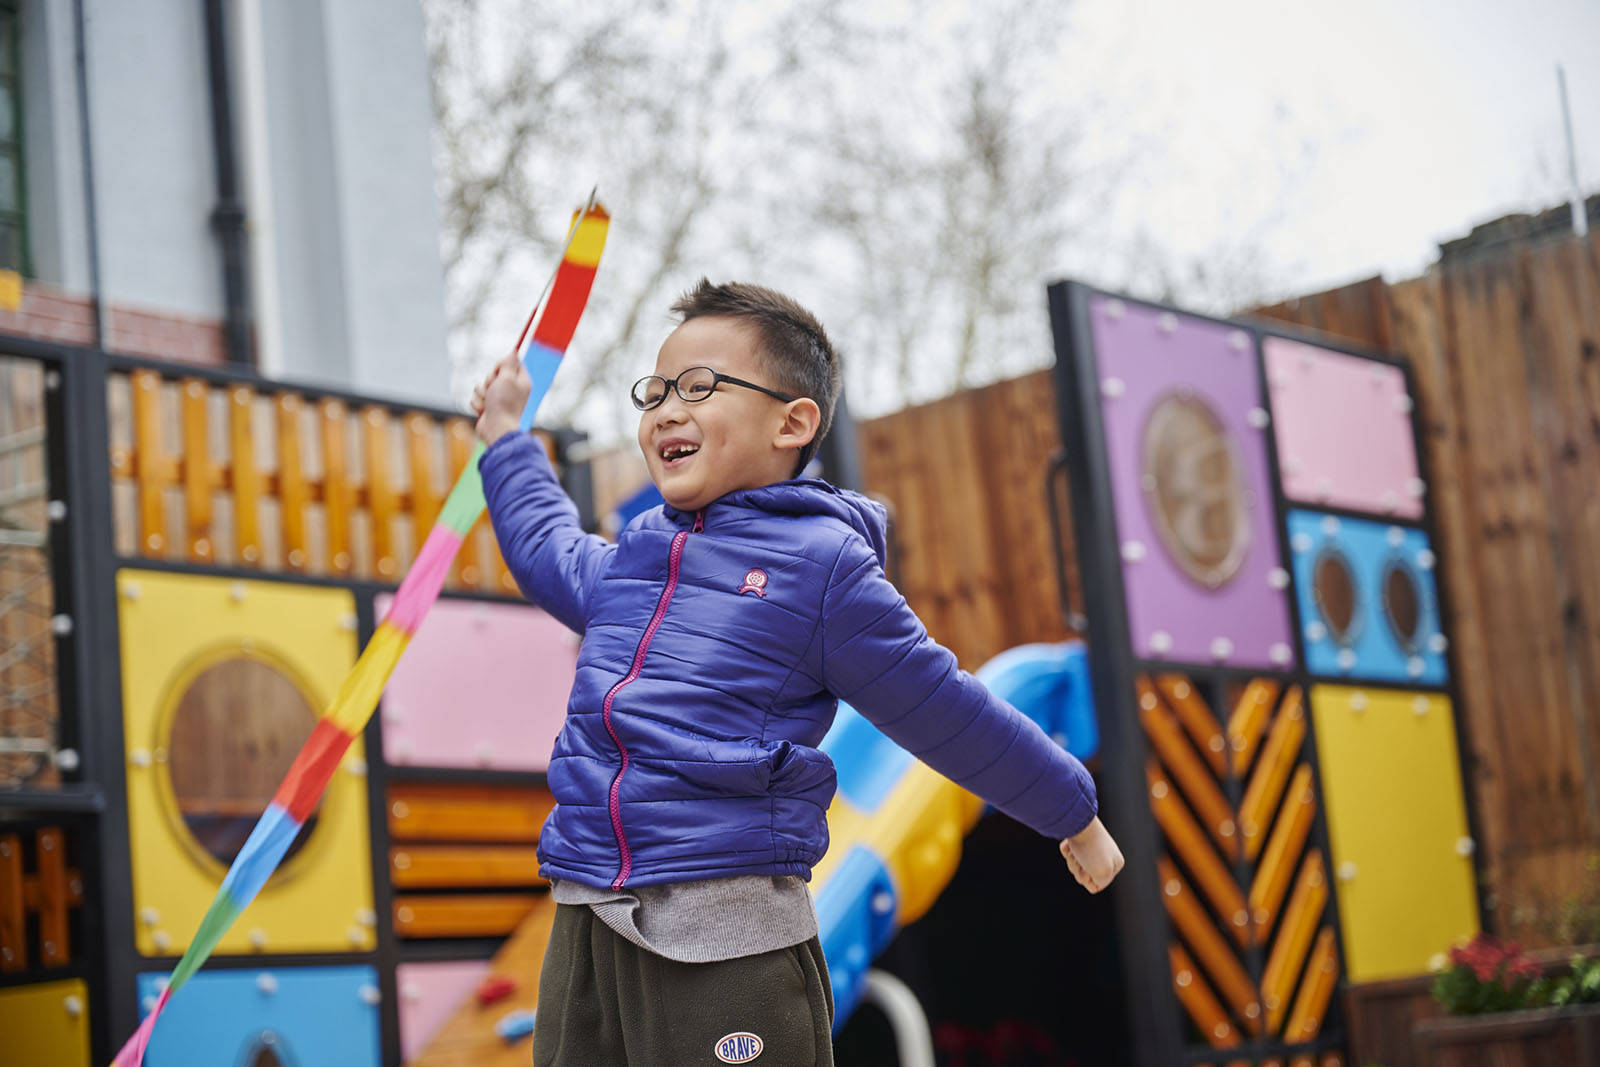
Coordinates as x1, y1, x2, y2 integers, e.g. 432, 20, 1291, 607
112, 202, 610, 1067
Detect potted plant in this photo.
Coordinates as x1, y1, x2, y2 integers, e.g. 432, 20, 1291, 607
1411, 934, 1600, 1065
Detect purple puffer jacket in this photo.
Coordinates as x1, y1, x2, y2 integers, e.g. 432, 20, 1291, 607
479, 433, 1097, 891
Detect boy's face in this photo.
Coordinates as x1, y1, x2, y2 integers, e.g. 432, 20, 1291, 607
637, 316, 799, 512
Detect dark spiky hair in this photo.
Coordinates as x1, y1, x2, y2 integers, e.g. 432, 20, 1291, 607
670, 279, 840, 474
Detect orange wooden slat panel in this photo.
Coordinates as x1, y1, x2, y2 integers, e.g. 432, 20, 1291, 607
392, 893, 543, 939
389, 845, 546, 889
387, 784, 556, 843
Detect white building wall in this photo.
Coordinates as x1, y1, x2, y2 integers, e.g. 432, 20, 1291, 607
20, 0, 450, 407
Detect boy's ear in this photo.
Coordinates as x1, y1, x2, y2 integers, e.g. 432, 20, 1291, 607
773, 397, 822, 454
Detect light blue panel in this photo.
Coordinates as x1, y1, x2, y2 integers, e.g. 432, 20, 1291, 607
820, 703, 913, 814
137, 965, 381, 1067
518, 340, 565, 430
1287, 510, 1448, 686
976, 641, 1099, 762
815, 846, 896, 1033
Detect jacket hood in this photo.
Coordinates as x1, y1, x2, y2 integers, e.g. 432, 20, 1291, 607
665, 479, 890, 568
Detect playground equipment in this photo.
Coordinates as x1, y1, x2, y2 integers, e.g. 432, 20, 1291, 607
1047, 282, 1480, 1063
0, 279, 1486, 1066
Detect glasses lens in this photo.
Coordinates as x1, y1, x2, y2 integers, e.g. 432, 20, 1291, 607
632, 376, 669, 410
678, 367, 717, 402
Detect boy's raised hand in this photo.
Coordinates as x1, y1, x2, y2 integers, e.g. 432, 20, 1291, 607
1060, 816, 1124, 894
473, 351, 533, 446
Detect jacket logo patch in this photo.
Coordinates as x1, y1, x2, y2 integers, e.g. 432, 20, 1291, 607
737, 569, 769, 598
714, 1031, 764, 1062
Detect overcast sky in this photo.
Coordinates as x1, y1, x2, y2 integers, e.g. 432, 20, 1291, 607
1078, 0, 1600, 297
440, 0, 1600, 432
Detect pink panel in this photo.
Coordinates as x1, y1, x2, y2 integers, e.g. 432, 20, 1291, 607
1264, 337, 1424, 518
396, 960, 491, 1062
376, 596, 576, 771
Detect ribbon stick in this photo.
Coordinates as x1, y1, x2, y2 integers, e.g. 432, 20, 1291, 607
112, 201, 609, 1067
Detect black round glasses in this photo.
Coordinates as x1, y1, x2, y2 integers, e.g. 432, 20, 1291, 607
631, 365, 799, 411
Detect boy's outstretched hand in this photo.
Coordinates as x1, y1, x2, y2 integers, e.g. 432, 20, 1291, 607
1060, 817, 1124, 893
471, 351, 532, 446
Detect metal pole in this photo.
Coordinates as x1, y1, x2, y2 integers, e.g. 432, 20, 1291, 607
860, 970, 936, 1067
1558, 65, 1588, 238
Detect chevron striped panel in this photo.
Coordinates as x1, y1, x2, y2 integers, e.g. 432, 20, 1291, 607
1140, 672, 1345, 1062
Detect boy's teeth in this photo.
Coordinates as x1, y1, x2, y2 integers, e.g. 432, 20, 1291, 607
663, 444, 699, 460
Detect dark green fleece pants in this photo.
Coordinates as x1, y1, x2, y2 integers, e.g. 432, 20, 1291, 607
533, 903, 835, 1066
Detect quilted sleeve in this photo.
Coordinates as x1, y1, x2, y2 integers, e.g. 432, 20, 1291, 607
818, 535, 1097, 840
478, 432, 614, 633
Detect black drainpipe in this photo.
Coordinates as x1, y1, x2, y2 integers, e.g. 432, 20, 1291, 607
72, 0, 104, 347
201, 0, 253, 367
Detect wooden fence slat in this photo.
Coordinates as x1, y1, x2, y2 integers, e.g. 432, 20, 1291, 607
179, 379, 213, 562
320, 399, 353, 576
364, 407, 400, 580
130, 369, 167, 556
228, 385, 262, 566
276, 394, 310, 572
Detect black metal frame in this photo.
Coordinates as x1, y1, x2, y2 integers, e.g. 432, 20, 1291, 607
0, 334, 588, 1064
1046, 280, 1485, 1066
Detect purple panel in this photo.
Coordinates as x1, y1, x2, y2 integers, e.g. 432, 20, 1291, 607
1088, 297, 1294, 669
376, 596, 577, 771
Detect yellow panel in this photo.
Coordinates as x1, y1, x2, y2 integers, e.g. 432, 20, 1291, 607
118, 570, 375, 957
0, 979, 91, 1066
1310, 685, 1479, 981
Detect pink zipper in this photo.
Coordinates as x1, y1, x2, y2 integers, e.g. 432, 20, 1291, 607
600, 509, 704, 888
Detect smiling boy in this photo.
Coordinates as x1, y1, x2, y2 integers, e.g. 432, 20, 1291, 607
472, 280, 1122, 1066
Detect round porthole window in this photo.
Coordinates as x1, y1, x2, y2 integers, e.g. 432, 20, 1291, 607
1141, 392, 1252, 588
1311, 548, 1359, 645
243, 1033, 297, 1067
163, 652, 322, 873
1383, 558, 1424, 652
